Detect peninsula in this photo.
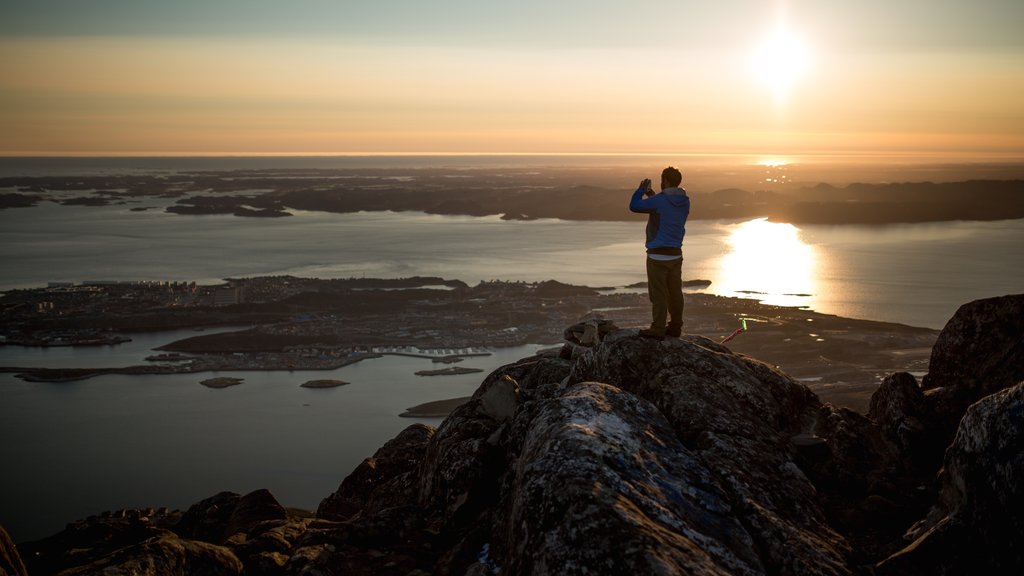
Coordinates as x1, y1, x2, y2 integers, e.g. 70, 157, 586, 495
2, 164, 1023, 224
414, 367, 484, 377
1, 275, 938, 412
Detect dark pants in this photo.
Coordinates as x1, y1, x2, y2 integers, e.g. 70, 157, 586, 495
646, 257, 684, 332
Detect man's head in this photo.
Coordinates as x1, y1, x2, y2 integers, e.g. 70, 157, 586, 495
661, 166, 682, 189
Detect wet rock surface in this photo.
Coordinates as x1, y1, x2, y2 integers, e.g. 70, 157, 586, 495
15, 294, 1023, 575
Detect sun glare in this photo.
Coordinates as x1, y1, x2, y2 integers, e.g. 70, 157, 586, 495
751, 25, 811, 102
717, 218, 817, 308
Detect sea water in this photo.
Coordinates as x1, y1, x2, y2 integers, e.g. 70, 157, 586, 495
1, 200, 1022, 328
0, 342, 551, 542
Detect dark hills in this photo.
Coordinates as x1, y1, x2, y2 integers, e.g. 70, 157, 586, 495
2, 168, 1022, 224
266, 179, 1024, 224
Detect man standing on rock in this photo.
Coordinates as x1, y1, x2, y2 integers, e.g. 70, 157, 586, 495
629, 166, 690, 340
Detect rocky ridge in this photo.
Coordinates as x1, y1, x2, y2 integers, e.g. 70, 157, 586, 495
6, 294, 1023, 575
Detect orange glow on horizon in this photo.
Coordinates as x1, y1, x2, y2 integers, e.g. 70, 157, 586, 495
1, 33, 1022, 160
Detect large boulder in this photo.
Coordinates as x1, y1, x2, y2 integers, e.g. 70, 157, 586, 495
867, 372, 934, 473
175, 489, 288, 545
564, 331, 853, 575
923, 294, 1024, 393
414, 354, 573, 572
877, 382, 1024, 575
300, 353, 575, 575
498, 380, 764, 575
173, 492, 242, 544
19, 513, 172, 575
868, 373, 925, 449
922, 294, 1024, 437
57, 532, 243, 576
317, 423, 436, 521
804, 403, 929, 561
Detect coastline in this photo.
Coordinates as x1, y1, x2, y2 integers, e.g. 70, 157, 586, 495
1, 281, 940, 415
2, 163, 1023, 224
400, 397, 472, 418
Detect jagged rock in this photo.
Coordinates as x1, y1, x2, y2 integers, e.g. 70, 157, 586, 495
499, 380, 764, 575
416, 385, 506, 528
56, 531, 243, 576
923, 294, 1024, 393
302, 356, 574, 575
172, 487, 293, 574
225, 489, 289, 540
0, 525, 27, 576
877, 382, 1024, 575
868, 372, 926, 453
21, 494, 304, 576
245, 551, 289, 576
19, 514, 171, 575
563, 318, 620, 347
282, 544, 332, 575
804, 403, 929, 561
285, 514, 429, 576
565, 330, 853, 575
922, 294, 1024, 439
417, 356, 572, 521
808, 404, 899, 496
175, 491, 242, 543
479, 374, 520, 421
317, 423, 436, 521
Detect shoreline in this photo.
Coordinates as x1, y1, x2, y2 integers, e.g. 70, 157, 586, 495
400, 397, 473, 418
3, 164, 1023, 224
0, 277, 941, 415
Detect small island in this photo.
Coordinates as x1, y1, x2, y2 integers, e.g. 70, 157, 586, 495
200, 377, 243, 388
627, 279, 712, 289
414, 367, 485, 377
300, 379, 349, 389
400, 397, 472, 418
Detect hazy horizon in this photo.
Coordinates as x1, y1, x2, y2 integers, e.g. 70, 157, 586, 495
2, 1, 1023, 160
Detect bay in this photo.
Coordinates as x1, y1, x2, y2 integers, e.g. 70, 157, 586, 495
2, 201, 1022, 328
0, 342, 551, 542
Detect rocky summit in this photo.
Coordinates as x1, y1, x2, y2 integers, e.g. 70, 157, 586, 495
7, 294, 1023, 575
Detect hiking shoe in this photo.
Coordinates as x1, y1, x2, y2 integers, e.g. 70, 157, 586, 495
638, 328, 665, 341
666, 323, 683, 338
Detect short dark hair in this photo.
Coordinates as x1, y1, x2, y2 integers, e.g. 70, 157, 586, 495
662, 166, 682, 187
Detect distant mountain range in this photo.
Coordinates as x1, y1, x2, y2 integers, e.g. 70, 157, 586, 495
3, 170, 1022, 224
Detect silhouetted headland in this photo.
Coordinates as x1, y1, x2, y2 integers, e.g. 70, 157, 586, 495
3, 167, 1023, 224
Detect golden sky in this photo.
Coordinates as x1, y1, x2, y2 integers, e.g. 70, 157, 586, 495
1, 0, 1022, 159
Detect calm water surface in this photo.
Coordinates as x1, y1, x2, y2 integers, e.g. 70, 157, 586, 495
2, 202, 1022, 328
0, 340, 550, 542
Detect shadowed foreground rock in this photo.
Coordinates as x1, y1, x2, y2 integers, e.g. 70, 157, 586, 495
1, 525, 27, 576
17, 294, 1024, 575
876, 382, 1024, 575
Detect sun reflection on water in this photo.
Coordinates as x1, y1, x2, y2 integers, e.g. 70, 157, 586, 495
716, 218, 817, 308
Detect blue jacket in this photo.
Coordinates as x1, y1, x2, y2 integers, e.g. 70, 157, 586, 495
629, 185, 690, 255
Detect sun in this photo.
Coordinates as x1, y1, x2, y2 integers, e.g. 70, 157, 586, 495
751, 25, 811, 102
